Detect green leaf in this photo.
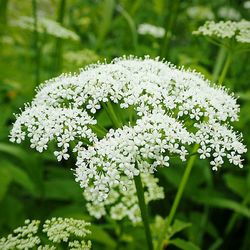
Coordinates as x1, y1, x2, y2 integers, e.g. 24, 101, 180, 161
192, 190, 250, 218
89, 224, 116, 248
44, 178, 82, 201
168, 219, 192, 239
169, 238, 200, 250
0, 167, 12, 200
0, 160, 37, 197
223, 173, 248, 198
0, 143, 30, 164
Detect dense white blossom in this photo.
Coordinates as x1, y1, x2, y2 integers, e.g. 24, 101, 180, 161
11, 16, 79, 40
193, 20, 250, 44
0, 218, 91, 250
137, 23, 165, 38
0, 220, 40, 250
43, 217, 91, 244
218, 7, 241, 20
84, 173, 164, 223
244, 1, 250, 9
64, 49, 100, 67
186, 6, 214, 20
10, 56, 246, 203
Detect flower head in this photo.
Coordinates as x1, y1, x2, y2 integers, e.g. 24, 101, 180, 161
0, 218, 91, 250
84, 173, 164, 223
193, 20, 250, 45
137, 23, 165, 38
10, 56, 246, 203
11, 16, 79, 40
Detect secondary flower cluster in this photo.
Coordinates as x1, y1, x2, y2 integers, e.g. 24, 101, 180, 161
84, 173, 164, 223
12, 16, 79, 40
137, 23, 165, 38
0, 218, 91, 250
193, 20, 250, 44
10, 57, 246, 207
76, 112, 192, 202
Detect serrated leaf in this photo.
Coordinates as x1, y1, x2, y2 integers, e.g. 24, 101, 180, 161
169, 238, 200, 250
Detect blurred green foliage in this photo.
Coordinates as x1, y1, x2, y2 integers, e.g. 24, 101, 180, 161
0, 0, 250, 249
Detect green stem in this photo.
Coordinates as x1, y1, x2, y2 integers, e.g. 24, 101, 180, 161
103, 102, 152, 250
102, 102, 122, 128
134, 174, 154, 250
0, 0, 9, 25
88, 124, 107, 138
160, 0, 180, 58
157, 144, 199, 250
212, 47, 227, 82
218, 53, 232, 86
32, 0, 40, 86
54, 0, 66, 73
96, 0, 115, 50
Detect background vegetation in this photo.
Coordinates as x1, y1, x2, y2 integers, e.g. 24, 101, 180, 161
0, 0, 250, 249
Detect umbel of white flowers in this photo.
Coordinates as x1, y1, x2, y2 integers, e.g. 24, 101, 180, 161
11, 16, 79, 41
137, 23, 165, 38
193, 20, 250, 43
85, 173, 164, 223
10, 56, 246, 204
0, 218, 91, 250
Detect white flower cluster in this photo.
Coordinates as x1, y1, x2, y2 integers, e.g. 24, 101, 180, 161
137, 23, 165, 38
43, 217, 91, 245
84, 173, 164, 223
218, 7, 241, 20
76, 112, 192, 202
0, 220, 40, 250
10, 56, 246, 203
11, 16, 79, 40
193, 20, 250, 43
64, 49, 100, 67
244, 1, 250, 9
186, 6, 214, 20
0, 218, 91, 250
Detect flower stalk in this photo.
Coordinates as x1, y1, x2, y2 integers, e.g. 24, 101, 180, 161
212, 47, 227, 82
32, 0, 40, 86
54, 0, 66, 73
160, 0, 180, 58
134, 173, 154, 250
157, 144, 199, 250
103, 101, 153, 249
218, 53, 232, 85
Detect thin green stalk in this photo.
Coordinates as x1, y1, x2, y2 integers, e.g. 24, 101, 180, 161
88, 124, 107, 138
196, 167, 213, 245
212, 47, 227, 82
117, 5, 138, 51
134, 174, 154, 250
157, 144, 199, 250
55, 0, 66, 73
102, 102, 152, 249
160, 0, 180, 58
32, 0, 40, 86
96, 0, 115, 50
102, 102, 122, 128
0, 0, 9, 25
218, 53, 232, 86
